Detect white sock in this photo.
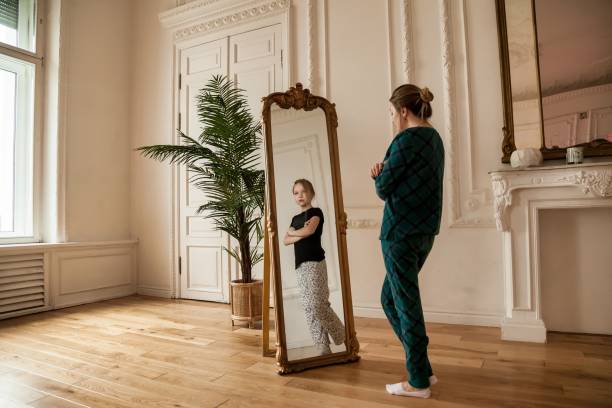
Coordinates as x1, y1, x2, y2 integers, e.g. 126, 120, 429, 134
385, 382, 431, 399
429, 375, 438, 385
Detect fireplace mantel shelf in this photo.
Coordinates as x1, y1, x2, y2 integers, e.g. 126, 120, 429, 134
490, 160, 612, 174
490, 162, 612, 231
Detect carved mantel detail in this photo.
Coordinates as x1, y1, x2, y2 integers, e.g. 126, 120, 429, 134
491, 174, 511, 231
490, 164, 612, 232
562, 170, 612, 197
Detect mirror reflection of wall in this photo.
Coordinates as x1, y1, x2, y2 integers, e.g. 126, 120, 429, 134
271, 107, 346, 361
507, 0, 612, 150
535, 0, 612, 149
506, 0, 544, 149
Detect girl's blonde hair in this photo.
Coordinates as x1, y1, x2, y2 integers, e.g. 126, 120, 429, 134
292, 179, 315, 196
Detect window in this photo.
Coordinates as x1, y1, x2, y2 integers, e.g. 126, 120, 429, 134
0, 0, 41, 244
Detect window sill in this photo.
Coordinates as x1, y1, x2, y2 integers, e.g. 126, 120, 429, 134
0, 239, 138, 253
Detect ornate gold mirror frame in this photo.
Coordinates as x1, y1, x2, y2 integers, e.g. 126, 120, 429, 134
495, 0, 612, 163
261, 83, 360, 374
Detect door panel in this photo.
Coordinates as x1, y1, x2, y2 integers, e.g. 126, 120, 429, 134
179, 38, 230, 302
230, 24, 282, 116
228, 25, 282, 283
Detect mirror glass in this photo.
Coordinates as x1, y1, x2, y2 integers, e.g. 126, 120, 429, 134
270, 106, 347, 361
505, 0, 612, 151
535, 0, 612, 149
505, 0, 544, 149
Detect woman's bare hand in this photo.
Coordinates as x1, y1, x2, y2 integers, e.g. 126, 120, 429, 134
370, 162, 384, 178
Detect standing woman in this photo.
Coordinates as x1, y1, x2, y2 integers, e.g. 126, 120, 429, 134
371, 85, 444, 399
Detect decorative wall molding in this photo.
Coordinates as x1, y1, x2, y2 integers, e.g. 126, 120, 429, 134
514, 83, 612, 109
543, 82, 612, 104
306, 0, 317, 93
171, 0, 224, 19
455, 0, 495, 227
344, 206, 382, 230
542, 76, 612, 99
347, 219, 380, 230
439, 0, 460, 225
306, 0, 328, 97
160, 0, 290, 41
400, 0, 414, 83
51, 243, 137, 308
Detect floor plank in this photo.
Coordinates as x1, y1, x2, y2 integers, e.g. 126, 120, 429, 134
0, 295, 610, 408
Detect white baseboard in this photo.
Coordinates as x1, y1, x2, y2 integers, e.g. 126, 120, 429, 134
53, 289, 136, 309
501, 317, 547, 343
353, 304, 502, 327
137, 286, 174, 298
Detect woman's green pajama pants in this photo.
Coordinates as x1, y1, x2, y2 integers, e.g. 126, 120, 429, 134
381, 235, 435, 389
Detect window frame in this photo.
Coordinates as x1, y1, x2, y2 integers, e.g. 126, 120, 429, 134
0, 0, 44, 245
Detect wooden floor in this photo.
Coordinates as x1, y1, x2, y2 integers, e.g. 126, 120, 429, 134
0, 296, 611, 408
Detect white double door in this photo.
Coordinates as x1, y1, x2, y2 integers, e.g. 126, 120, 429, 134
178, 24, 283, 302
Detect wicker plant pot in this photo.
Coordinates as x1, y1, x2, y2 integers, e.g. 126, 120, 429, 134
230, 279, 263, 328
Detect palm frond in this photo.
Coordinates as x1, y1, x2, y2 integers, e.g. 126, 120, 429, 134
136, 75, 266, 282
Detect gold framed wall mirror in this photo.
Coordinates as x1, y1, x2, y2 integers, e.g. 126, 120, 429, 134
261, 84, 359, 374
496, 0, 612, 163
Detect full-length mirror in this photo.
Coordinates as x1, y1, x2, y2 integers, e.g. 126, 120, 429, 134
262, 84, 359, 374
496, 0, 612, 162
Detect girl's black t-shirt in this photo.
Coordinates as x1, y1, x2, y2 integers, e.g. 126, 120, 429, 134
290, 207, 325, 268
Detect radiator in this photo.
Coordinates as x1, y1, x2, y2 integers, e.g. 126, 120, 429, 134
0, 252, 46, 316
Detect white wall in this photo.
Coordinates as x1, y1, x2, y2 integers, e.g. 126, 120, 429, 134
128, 0, 507, 326
129, 0, 176, 296
61, 0, 133, 242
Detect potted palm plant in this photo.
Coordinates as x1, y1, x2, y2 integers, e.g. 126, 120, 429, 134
137, 75, 265, 328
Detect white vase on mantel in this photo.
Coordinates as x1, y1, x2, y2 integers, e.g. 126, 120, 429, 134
510, 148, 543, 169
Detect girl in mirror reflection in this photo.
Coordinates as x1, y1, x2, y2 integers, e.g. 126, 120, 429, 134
283, 179, 345, 355
370, 85, 444, 399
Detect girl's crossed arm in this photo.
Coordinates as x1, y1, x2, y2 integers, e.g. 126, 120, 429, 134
284, 227, 302, 246
287, 216, 320, 238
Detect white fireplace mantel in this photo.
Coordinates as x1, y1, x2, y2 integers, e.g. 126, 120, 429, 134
489, 161, 612, 342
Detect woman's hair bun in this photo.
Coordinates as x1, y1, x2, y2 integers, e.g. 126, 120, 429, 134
389, 83, 434, 119
419, 87, 434, 103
